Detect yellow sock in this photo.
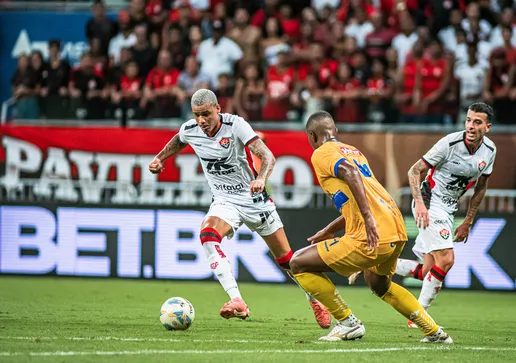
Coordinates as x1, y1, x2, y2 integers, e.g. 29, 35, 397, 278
381, 282, 439, 335
294, 272, 352, 321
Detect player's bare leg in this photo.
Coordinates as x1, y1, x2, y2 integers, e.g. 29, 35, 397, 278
262, 228, 331, 329
201, 216, 250, 320
363, 270, 452, 343
290, 245, 365, 340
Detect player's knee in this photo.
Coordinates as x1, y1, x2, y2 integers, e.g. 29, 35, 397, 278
433, 249, 454, 272
289, 251, 304, 274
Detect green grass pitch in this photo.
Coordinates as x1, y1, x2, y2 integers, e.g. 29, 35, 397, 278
0, 277, 515, 362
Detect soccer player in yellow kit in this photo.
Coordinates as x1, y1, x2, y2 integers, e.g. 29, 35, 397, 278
289, 111, 452, 343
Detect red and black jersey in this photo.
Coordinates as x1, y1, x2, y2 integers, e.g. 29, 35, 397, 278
145, 67, 180, 89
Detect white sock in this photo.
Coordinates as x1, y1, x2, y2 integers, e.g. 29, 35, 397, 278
395, 258, 421, 278
339, 313, 359, 327
286, 270, 317, 302
203, 242, 241, 300
419, 265, 446, 310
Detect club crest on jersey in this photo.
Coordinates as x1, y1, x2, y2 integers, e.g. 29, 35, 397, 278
219, 137, 231, 149
439, 228, 450, 240
478, 161, 486, 172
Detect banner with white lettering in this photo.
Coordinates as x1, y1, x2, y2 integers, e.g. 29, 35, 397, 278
0, 204, 514, 291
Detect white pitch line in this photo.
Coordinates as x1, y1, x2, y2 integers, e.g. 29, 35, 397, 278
0, 336, 279, 344
1, 347, 516, 357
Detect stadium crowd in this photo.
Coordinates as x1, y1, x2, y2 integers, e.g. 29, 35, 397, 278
10, 0, 516, 124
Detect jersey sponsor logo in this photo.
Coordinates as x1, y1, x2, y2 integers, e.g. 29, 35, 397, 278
446, 174, 472, 192
214, 182, 245, 194
434, 219, 448, 225
219, 137, 231, 149
340, 147, 361, 156
200, 157, 237, 175
439, 228, 450, 240
440, 196, 457, 207
478, 161, 486, 172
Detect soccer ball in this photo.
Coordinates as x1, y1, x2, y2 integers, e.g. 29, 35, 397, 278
159, 297, 195, 331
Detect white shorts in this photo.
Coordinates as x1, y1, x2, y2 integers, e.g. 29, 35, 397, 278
411, 201, 454, 259
206, 199, 284, 238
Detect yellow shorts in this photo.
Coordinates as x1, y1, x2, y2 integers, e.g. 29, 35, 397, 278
317, 236, 406, 277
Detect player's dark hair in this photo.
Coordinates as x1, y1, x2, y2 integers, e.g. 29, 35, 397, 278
49, 39, 61, 49
468, 102, 494, 123
306, 111, 334, 130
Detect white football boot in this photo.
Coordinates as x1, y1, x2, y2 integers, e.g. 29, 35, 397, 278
319, 321, 366, 341
420, 328, 453, 344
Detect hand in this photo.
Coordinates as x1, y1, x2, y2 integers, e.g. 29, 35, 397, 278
364, 214, 380, 251
249, 178, 265, 195
307, 228, 334, 245
414, 201, 429, 229
454, 222, 471, 243
148, 158, 164, 174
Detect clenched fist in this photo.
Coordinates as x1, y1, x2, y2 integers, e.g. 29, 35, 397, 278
148, 158, 164, 174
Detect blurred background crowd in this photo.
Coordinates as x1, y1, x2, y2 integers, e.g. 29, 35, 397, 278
10, 0, 516, 124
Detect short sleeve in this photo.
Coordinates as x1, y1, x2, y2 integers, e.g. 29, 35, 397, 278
422, 137, 449, 167
483, 148, 496, 176
311, 147, 347, 179
233, 117, 258, 146
178, 123, 189, 144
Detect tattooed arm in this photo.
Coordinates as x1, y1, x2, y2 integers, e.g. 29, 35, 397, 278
247, 139, 276, 194
408, 159, 430, 228
148, 134, 187, 174
455, 176, 489, 242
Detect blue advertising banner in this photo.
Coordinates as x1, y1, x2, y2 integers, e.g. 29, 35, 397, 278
0, 11, 115, 105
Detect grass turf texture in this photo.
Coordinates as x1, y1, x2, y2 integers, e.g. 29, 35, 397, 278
0, 277, 514, 363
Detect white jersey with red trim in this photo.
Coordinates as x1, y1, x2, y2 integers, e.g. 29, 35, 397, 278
178, 113, 262, 206
420, 131, 496, 213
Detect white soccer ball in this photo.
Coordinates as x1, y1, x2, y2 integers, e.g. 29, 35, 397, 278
159, 297, 195, 331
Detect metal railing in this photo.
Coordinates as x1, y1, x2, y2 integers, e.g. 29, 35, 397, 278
1, 178, 514, 213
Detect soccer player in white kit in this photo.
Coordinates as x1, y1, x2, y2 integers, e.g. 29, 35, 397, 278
148, 89, 331, 327
396, 102, 497, 327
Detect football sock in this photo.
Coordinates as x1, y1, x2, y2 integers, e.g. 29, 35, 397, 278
200, 228, 241, 300
380, 282, 439, 335
395, 259, 424, 280
293, 272, 352, 320
276, 251, 317, 303
419, 265, 446, 310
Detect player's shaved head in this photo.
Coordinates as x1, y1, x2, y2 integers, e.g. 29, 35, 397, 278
191, 89, 218, 108
305, 111, 338, 150
306, 111, 336, 136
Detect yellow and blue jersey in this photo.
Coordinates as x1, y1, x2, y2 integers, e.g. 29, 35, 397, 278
311, 140, 407, 244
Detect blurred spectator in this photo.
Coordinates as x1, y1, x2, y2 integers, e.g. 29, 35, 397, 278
107, 48, 134, 88
385, 47, 399, 80
215, 73, 235, 113
295, 73, 325, 123
365, 11, 396, 59
187, 25, 203, 57
365, 57, 394, 123
69, 52, 107, 120
251, 0, 280, 28
226, 7, 261, 63
111, 60, 144, 122
312, 0, 340, 15
129, 0, 152, 29
351, 51, 370, 83
455, 42, 486, 123
85, 0, 117, 57
260, 17, 289, 66
331, 62, 362, 123
495, 26, 516, 64
167, 0, 197, 47
30, 51, 47, 93
262, 49, 295, 121
90, 38, 108, 77
490, 7, 516, 48
142, 50, 183, 118
234, 62, 265, 121
428, 0, 462, 33
109, 11, 137, 65
165, 26, 189, 70
345, 7, 373, 48
292, 21, 317, 63
396, 40, 424, 123
145, 0, 171, 35
314, 6, 337, 49
462, 2, 492, 41
392, 12, 418, 66
11, 54, 39, 119
130, 24, 157, 79
483, 48, 515, 124
178, 55, 211, 118
298, 42, 338, 89
301, 6, 318, 24
40, 40, 71, 119
197, 19, 243, 88
455, 28, 491, 70
279, 4, 301, 40
419, 39, 449, 123
438, 8, 463, 52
